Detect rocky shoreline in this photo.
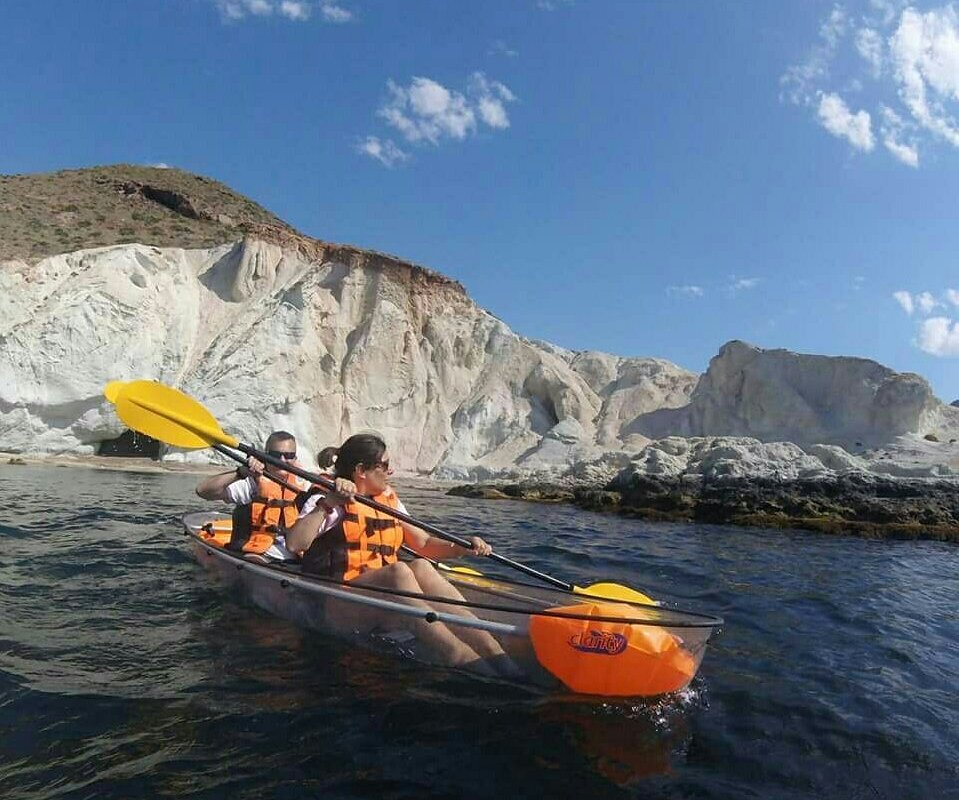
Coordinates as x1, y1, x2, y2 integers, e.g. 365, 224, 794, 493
448, 473, 959, 543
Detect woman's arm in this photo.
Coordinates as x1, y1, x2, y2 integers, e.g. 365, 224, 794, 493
401, 522, 491, 560
285, 478, 357, 554
285, 506, 332, 554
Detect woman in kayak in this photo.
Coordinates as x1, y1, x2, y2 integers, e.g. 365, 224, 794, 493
286, 433, 517, 677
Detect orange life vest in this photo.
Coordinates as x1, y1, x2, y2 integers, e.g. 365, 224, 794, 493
301, 489, 405, 581
229, 473, 305, 554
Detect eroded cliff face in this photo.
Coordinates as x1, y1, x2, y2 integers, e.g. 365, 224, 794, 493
631, 340, 958, 448
4, 240, 957, 480
0, 239, 697, 476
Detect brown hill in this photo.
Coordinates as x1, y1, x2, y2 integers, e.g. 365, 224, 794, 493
0, 164, 296, 262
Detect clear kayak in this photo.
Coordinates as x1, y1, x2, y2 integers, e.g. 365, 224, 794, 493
183, 512, 723, 698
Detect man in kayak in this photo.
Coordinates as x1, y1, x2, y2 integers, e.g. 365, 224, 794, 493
195, 430, 306, 561
286, 433, 519, 677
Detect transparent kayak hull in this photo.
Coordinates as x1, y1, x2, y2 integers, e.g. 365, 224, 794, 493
183, 512, 722, 698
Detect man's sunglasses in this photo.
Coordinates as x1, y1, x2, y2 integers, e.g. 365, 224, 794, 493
266, 450, 297, 461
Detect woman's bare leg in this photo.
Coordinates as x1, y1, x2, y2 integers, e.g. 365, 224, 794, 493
406, 560, 525, 679
327, 562, 493, 674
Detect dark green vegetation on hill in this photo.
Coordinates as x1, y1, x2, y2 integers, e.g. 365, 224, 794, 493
0, 164, 295, 262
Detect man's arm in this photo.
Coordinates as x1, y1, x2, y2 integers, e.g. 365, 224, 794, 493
195, 469, 243, 501
195, 456, 264, 501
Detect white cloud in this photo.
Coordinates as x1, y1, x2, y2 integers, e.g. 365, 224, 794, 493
731, 277, 760, 291
820, 5, 849, 47
890, 6, 959, 148
374, 73, 516, 147
817, 92, 875, 150
783, 3, 959, 165
537, 0, 574, 10
151, 162, 171, 169
215, 0, 316, 21
879, 105, 919, 166
320, 2, 352, 22
916, 290, 942, 314
917, 316, 959, 355
280, 1, 310, 21
489, 40, 519, 58
357, 136, 409, 168
856, 27, 884, 76
946, 288, 959, 306
667, 285, 704, 297
893, 290, 914, 314
781, 5, 848, 105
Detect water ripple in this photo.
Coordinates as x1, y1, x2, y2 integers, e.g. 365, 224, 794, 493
1, 464, 957, 799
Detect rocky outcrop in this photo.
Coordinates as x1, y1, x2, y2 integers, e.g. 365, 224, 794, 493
0, 239, 697, 474
630, 340, 957, 448
587, 471, 959, 542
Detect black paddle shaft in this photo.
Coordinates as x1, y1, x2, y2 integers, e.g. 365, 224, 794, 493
234, 441, 572, 591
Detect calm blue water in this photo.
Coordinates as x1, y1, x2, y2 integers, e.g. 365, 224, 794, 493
1, 463, 957, 799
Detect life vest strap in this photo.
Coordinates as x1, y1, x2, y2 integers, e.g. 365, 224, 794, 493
252, 497, 297, 509
345, 542, 396, 556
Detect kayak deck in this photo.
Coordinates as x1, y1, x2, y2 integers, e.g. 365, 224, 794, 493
182, 512, 722, 697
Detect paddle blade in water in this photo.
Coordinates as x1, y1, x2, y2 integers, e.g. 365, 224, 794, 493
529, 602, 696, 697
103, 381, 125, 403
113, 380, 236, 450
575, 582, 657, 606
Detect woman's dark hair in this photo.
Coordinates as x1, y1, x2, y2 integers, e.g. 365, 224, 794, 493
334, 434, 387, 479
316, 446, 339, 470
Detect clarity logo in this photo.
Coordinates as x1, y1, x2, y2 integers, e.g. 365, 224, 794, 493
569, 629, 628, 655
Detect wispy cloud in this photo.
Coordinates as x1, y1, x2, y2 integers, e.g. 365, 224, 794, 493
319, 2, 352, 22
667, 285, 704, 297
893, 289, 946, 315
783, 2, 959, 166
729, 276, 761, 292
946, 288, 959, 307
214, 0, 349, 22
817, 92, 875, 151
894, 290, 915, 314
536, 0, 574, 10
488, 40, 519, 58
356, 136, 408, 168
361, 73, 516, 164
280, 1, 310, 21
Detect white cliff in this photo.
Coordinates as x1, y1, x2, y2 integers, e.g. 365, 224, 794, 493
3, 241, 958, 481
630, 340, 959, 449
0, 239, 697, 475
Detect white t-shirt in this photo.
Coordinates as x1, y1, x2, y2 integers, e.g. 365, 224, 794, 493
223, 476, 298, 561
298, 491, 409, 536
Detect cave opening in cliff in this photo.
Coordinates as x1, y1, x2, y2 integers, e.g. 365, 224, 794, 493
97, 429, 162, 459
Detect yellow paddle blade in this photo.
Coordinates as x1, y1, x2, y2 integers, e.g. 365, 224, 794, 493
437, 563, 484, 576
112, 380, 238, 450
103, 381, 126, 403
574, 582, 657, 606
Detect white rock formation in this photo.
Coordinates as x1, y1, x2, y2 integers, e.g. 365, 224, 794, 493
4, 242, 958, 481
618, 435, 957, 482
630, 340, 959, 448
0, 239, 697, 475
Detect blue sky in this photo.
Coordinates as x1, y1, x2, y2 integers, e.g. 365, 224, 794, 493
2, 0, 958, 400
